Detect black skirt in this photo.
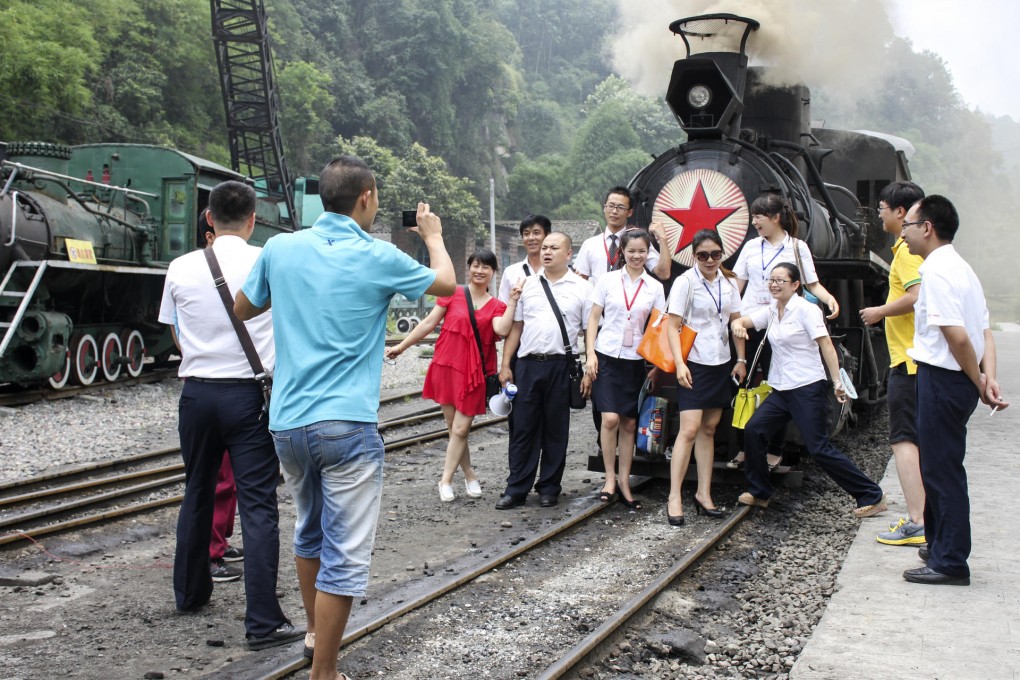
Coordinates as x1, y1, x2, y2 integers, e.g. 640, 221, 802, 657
592, 352, 646, 418
676, 360, 735, 411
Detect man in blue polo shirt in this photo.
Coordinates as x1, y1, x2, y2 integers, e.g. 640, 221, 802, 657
235, 155, 455, 679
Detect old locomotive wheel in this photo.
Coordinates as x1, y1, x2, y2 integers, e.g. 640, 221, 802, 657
100, 332, 123, 382
120, 330, 146, 378
72, 334, 99, 386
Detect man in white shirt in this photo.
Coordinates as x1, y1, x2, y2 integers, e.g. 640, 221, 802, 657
573, 186, 672, 285
497, 214, 550, 303
158, 181, 301, 649
901, 194, 1009, 586
496, 233, 592, 509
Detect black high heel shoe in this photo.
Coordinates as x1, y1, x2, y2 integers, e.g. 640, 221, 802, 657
695, 498, 725, 519
667, 513, 685, 526
619, 494, 642, 511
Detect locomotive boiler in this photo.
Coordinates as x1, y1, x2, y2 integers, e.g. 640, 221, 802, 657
597, 14, 913, 474
0, 141, 298, 388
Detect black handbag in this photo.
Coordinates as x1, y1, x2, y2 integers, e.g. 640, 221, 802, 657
538, 277, 587, 410
464, 286, 501, 402
203, 248, 272, 419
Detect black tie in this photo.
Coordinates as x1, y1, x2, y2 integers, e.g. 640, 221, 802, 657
608, 234, 618, 270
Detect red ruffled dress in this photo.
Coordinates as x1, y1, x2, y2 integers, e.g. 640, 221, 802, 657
422, 288, 506, 416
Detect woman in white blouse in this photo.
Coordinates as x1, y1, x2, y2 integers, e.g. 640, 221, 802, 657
729, 193, 840, 471
585, 230, 666, 510
730, 262, 886, 517
664, 230, 746, 526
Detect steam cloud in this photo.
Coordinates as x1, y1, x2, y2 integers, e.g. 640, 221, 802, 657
609, 0, 896, 98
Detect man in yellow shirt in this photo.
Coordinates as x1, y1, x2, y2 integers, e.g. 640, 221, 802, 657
860, 181, 926, 546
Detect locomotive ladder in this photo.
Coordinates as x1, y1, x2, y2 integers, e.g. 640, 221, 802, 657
210, 0, 297, 225
0, 261, 48, 358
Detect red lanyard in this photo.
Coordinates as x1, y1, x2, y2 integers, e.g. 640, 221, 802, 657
621, 275, 645, 314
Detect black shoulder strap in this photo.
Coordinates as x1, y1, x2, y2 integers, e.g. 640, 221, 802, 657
463, 285, 490, 376
538, 276, 573, 356
203, 247, 269, 384
522, 263, 531, 276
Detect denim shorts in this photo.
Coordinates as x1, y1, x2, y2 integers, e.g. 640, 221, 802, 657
271, 420, 384, 598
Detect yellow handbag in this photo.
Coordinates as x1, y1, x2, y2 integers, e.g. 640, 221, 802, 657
731, 311, 774, 429
732, 381, 773, 429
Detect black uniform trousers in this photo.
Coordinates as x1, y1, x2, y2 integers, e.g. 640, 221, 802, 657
744, 380, 883, 505
503, 355, 571, 499
916, 363, 979, 578
174, 379, 287, 637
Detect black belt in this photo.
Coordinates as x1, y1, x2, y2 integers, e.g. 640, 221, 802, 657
522, 353, 567, 362
186, 377, 258, 384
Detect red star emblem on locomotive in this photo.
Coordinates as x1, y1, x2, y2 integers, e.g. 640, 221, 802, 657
651, 169, 749, 267
662, 180, 740, 254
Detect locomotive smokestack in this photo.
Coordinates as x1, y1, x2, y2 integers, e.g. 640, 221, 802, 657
665, 14, 759, 139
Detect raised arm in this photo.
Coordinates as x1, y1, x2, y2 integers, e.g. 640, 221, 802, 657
412, 203, 456, 297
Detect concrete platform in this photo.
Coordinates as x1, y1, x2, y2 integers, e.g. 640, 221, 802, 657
792, 330, 1019, 680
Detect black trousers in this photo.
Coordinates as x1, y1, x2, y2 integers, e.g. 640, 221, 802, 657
503, 356, 571, 499
744, 380, 883, 505
916, 363, 979, 578
175, 380, 287, 636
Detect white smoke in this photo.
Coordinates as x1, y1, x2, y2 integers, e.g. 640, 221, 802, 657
609, 0, 897, 98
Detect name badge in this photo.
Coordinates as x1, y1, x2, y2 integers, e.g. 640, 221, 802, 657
622, 325, 634, 347
756, 290, 770, 305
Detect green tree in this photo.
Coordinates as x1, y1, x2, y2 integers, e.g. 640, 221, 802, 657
278, 61, 336, 175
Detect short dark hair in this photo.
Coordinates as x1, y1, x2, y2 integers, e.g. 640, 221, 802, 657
209, 180, 257, 229
467, 248, 499, 272
619, 228, 651, 252
320, 155, 376, 215
914, 194, 959, 242
604, 186, 633, 209
519, 214, 552, 236
878, 181, 924, 212
772, 262, 804, 296
750, 193, 799, 239
691, 228, 723, 252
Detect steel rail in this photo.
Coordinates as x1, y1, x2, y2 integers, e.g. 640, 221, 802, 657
537, 505, 752, 679
0, 446, 181, 493
0, 464, 184, 508
220, 481, 656, 680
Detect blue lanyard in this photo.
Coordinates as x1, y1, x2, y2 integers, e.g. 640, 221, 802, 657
700, 275, 722, 315
761, 240, 785, 280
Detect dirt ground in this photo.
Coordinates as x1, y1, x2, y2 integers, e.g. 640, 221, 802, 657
0, 406, 609, 680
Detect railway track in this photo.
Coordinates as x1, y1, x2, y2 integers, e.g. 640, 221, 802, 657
0, 393, 505, 547
201, 484, 751, 679
0, 366, 181, 408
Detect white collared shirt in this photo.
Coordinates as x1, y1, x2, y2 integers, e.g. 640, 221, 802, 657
907, 244, 989, 371
498, 259, 543, 303
158, 235, 275, 378
667, 269, 742, 366
734, 234, 819, 315
748, 295, 827, 390
573, 227, 662, 286
515, 271, 593, 356
590, 269, 666, 360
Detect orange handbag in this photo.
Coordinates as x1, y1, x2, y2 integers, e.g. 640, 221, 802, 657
637, 279, 697, 373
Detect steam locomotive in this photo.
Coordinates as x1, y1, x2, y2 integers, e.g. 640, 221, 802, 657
0, 142, 316, 388
593, 14, 912, 474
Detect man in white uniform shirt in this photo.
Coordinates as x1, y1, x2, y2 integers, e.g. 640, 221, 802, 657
496, 233, 592, 509
497, 214, 550, 303
158, 180, 301, 649
901, 194, 1009, 586
573, 186, 671, 284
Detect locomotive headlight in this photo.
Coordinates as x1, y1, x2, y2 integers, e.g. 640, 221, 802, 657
687, 85, 712, 109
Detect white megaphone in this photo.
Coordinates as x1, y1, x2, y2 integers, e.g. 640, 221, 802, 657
489, 383, 517, 416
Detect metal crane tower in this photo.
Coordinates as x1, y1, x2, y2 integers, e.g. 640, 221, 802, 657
210, 0, 297, 225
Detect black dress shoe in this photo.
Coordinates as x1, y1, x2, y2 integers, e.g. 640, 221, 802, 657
918, 545, 929, 562
246, 622, 306, 650
902, 566, 969, 586
495, 495, 523, 510
539, 494, 558, 507
667, 513, 685, 527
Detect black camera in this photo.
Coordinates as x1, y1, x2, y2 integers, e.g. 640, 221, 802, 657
401, 210, 417, 228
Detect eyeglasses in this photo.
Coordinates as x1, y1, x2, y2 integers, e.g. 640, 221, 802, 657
901, 220, 928, 229
767, 278, 791, 285
604, 203, 630, 213
694, 250, 724, 262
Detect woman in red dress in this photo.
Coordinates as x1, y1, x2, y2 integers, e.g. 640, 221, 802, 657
386, 249, 517, 502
